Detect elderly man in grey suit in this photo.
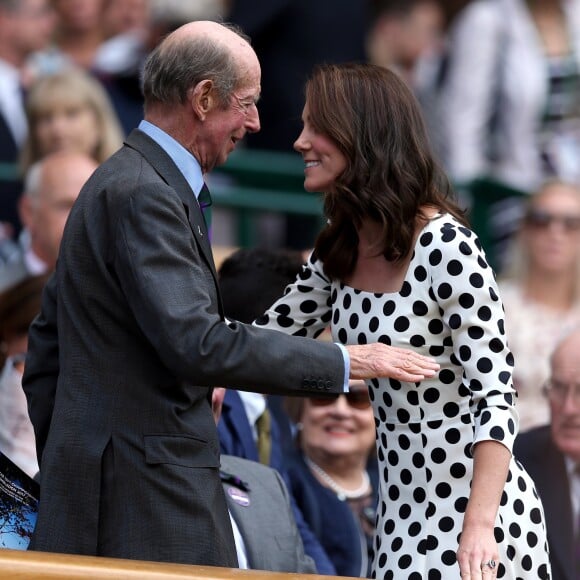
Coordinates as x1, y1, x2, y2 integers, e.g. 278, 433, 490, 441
22, 20, 438, 567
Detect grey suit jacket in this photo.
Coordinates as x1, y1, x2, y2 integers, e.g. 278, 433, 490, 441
220, 455, 316, 574
22, 129, 344, 566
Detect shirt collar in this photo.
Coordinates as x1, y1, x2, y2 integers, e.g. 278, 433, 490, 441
238, 391, 267, 429
138, 120, 204, 198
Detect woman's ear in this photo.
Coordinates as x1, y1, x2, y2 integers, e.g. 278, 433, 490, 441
190, 79, 215, 121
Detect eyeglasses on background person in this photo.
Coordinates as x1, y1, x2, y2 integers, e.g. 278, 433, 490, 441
524, 209, 580, 232
309, 389, 371, 410
542, 378, 580, 405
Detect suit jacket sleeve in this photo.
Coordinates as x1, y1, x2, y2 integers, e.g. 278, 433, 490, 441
22, 273, 59, 465
112, 181, 343, 394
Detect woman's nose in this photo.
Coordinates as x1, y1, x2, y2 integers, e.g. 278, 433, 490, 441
294, 131, 308, 152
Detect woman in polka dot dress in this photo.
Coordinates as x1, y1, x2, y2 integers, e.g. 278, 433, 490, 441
255, 63, 551, 579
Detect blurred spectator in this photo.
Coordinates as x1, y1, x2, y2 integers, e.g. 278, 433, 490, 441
443, 0, 580, 191
0, 151, 98, 293
0, 0, 56, 235
212, 387, 317, 573
284, 381, 378, 578
366, 0, 447, 159
514, 325, 580, 580
0, 273, 49, 477
101, 0, 150, 39
227, 0, 370, 249
366, 0, 445, 87
20, 68, 124, 173
33, 0, 107, 72
499, 180, 580, 431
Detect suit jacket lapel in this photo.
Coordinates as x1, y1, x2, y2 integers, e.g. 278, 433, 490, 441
124, 129, 219, 285
537, 439, 575, 580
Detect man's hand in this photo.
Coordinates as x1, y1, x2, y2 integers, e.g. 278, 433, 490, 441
346, 344, 440, 382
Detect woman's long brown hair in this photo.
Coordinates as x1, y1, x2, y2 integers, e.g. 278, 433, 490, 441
307, 63, 467, 280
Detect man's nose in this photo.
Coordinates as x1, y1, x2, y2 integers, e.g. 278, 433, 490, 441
245, 106, 260, 133
561, 387, 580, 413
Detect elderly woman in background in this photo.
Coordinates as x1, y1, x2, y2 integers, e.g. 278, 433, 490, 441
20, 67, 124, 172
499, 179, 580, 431
284, 380, 378, 578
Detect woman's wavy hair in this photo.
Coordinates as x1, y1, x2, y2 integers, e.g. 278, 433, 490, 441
308, 63, 466, 280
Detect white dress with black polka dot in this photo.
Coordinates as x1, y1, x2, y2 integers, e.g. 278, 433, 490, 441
256, 214, 551, 579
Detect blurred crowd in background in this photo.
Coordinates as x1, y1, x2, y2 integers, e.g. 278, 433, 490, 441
2, 0, 580, 576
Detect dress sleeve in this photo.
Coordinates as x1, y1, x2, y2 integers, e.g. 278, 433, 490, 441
428, 221, 519, 453
254, 252, 333, 339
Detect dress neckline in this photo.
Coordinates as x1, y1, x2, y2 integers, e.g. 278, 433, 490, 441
341, 212, 445, 297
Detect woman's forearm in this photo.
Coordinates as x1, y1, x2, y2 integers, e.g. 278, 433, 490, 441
465, 440, 511, 527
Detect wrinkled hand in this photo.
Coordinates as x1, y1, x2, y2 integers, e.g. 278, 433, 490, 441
456, 523, 499, 579
345, 344, 439, 382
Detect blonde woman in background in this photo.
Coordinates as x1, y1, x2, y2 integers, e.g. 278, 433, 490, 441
499, 180, 580, 431
20, 68, 124, 172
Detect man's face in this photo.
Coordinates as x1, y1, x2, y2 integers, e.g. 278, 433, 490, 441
22, 157, 96, 267
196, 59, 261, 174
549, 332, 580, 462
2, 0, 56, 58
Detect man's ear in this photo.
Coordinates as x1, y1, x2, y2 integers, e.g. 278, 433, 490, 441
190, 79, 216, 121
18, 195, 34, 229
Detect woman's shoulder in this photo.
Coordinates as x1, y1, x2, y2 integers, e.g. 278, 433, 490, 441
419, 212, 478, 245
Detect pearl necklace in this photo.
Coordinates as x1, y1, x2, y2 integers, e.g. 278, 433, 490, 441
305, 456, 371, 501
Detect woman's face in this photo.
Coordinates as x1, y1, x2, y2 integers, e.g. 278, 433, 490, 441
294, 102, 347, 192
35, 100, 100, 159
522, 183, 580, 274
300, 380, 376, 462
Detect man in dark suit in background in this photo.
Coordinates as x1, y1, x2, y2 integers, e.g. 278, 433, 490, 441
515, 326, 580, 580
22, 20, 438, 567
0, 0, 55, 235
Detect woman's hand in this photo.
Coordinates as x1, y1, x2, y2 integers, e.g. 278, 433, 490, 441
456, 522, 499, 579
345, 343, 440, 382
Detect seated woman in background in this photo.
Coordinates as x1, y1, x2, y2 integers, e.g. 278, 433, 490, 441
20, 68, 124, 173
499, 179, 580, 431
0, 273, 49, 478
284, 380, 378, 578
